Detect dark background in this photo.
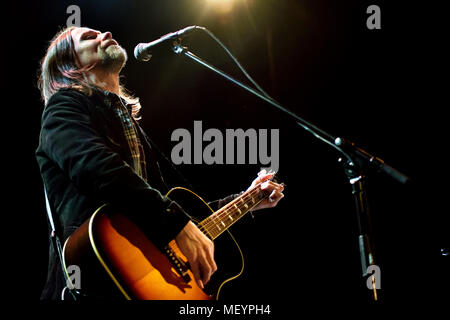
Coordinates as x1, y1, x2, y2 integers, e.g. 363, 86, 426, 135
5, 0, 448, 313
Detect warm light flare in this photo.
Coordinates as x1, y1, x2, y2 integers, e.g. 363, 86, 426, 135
207, 0, 235, 14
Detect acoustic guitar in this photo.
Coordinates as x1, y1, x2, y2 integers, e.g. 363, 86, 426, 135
62, 180, 273, 300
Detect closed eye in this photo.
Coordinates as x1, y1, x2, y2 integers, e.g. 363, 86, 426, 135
81, 32, 98, 41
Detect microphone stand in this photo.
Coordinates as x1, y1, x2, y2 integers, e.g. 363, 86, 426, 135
170, 39, 410, 301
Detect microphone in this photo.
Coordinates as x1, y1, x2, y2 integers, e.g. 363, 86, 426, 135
134, 26, 199, 61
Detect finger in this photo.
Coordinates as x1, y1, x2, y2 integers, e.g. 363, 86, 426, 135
198, 255, 213, 286
254, 174, 274, 187
203, 241, 217, 278
272, 189, 284, 199
257, 169, 267, 176
269, 181, 284, 191
190, 259, 204, 289
208, 245, 218, 273
257, 169, 276, 177
268, 190, 284, 205
257, 169, 275, 179
261, 181, 284, 191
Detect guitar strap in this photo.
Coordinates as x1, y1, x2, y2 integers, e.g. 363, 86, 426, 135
43, 187, 83, 300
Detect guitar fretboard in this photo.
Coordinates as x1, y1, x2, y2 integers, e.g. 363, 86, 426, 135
197, 183, 270, 240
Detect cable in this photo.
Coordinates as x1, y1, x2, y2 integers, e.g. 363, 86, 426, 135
192, 26, 353, 162
195, 26, 276, 102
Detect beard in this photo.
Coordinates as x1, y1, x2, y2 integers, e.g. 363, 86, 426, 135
98, 44, 128, 73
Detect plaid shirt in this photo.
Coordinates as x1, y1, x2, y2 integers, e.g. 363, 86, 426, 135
108, 93, 148, 182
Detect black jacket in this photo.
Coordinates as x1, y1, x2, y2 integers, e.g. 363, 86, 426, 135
36, 88, 236, 300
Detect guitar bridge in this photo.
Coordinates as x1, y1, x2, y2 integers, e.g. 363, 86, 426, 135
164, 245, 192, 283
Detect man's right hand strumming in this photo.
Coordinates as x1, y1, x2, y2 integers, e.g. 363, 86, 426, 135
175, 221, 218, 289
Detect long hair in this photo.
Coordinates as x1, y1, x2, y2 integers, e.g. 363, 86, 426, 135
37, 26, 141, 119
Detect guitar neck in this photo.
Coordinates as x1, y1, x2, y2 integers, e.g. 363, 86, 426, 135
197, 183, 270, 240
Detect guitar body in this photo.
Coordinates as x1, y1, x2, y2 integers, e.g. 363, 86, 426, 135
63, 188, 245, 300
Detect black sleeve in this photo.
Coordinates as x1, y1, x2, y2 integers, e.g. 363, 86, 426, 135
207, 192, 245, 211
40, 90, 190, 249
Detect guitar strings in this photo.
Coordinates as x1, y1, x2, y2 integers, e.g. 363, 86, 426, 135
197, 182, 267, 239
167, 185, 263, 257
169, 182, 270, 261
202, 182, 265, 232
196, 174, 279, 237
197, 185, 260, 235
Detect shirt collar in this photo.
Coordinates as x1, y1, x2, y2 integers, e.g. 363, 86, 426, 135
99, 89, 134, 115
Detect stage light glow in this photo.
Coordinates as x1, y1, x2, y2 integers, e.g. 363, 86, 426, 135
206, 0, 235, 14
207, 0, 234, 3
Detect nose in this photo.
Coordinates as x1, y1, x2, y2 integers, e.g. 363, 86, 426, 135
101, 32, 112, 41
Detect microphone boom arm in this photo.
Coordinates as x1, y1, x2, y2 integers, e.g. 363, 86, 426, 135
157, 33, 410, 301
171, 40, 409, 183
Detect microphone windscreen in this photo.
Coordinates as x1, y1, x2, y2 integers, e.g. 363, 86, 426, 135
134, 44, 152, 61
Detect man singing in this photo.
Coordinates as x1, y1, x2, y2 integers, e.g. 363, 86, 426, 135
36, 27, 284, 300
